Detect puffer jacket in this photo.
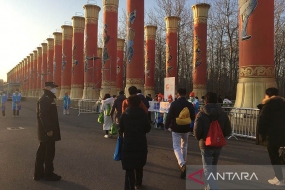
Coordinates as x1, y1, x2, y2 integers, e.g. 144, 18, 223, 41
119, 107, 151, 170
110, 94, 126, 120
257, 96, 285, 147
194, 103, 231, 149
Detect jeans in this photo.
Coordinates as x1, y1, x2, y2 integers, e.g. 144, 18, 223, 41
172, 132, 189, 167
267, 146, 283, 180
201, 148, 221, 190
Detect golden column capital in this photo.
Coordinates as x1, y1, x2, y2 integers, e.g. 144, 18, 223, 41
103, 0, 119, 12
145, 25, 157, 40
165, 16, 180, 33
33, 50, 38, 60
53, 32, 62, 45
83, 4, 101, 23
97, 47, 102, 57
41, 43, 47, 54
37, 47, 42, 57
192, 3, 210, 24
72, 16, 85, 33
117, 38, 125, 51
46, 38, 54, 50
61, 25, 73, 40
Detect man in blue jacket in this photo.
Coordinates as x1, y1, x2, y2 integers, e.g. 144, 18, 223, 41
165, 88, 195, 179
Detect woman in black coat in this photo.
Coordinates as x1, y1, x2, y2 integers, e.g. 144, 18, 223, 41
119, 95, 151, 190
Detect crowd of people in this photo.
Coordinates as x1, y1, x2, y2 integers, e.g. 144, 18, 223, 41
33, 81, 285, 189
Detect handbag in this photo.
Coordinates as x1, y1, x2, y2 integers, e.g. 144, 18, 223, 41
110, 123, 118, 135
98, 112, 104, 124
114, 136, 123, 161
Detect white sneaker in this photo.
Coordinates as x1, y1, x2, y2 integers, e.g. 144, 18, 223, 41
276, 179, 285, 186
104, 135, 109, 138
268, 177, 283, 185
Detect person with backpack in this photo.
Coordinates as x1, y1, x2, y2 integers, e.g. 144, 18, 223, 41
165, 88, 195, 179
194, 92, 232, 190
257, 87, 285, 186
110, 91, 126, 125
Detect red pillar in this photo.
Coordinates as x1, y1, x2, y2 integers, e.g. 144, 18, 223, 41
70, 16, 85, 99
94, 47, 102, 95
29, 53, 34, 96
46, 38, 54, 81
53, 32, 62, 97
59, 25, 73, 99
37, 46, 42, 97
83, 4, 101, 99
235, 0, 276, 108
26, 55, 30, 96
192, 3, 210, 98
125, 0, 145, 97
41, 43, 47, 87
33, 50, 37, 97
23, 58, 27, 96
144, 25, 157, 98
116, 38, 125, 93
100, 0, 119, 97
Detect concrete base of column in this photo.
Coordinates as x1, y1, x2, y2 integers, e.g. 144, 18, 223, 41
192, 88, 207, 101
82, 87, 97, 100
59, 86, 71, 100
70, 86, 83, 99
234, 78, 276, 108
125, 83, 144, 97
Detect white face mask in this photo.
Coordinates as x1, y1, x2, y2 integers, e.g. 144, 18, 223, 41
51, 88, 57, 94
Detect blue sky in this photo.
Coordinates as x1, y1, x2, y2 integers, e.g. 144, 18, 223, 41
0, 0, 197, 81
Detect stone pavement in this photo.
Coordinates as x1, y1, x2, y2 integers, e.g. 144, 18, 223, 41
0, 101, 279, 190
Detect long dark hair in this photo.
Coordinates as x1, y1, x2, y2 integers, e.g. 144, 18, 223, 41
128, 95, 141, 107
103, 93, 111, 100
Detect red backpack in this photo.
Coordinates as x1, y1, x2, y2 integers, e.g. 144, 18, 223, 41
205, 120, 226, 147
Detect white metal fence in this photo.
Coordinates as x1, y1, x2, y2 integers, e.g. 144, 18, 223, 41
77, 99, 101, 116
222, 107, 260, 140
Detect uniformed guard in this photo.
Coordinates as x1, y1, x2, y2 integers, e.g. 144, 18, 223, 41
12, 89, 22, 117
34, 82, 61, 181
0, 91, 7, 117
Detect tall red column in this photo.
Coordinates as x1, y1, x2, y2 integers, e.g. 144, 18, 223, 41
41, 43, 47, 87
235, 0, 276, 108
46, 38, 54, 81
37, 46, 42, 97
116, 38, 125, 93
125, 0, 145, 97
59, 25, 73, 99
94, 47, 102, 94
165, 16, 180, 84
100, 0, 118, 98
26, 55, 31, 97
83, 4, 101, 99
23, 58, 27, 96
53, 32, 62, 97
192, 4, 210, 99
33, 50, 38, 97
144, 25, 157, 98
29, 53, 34, 96
70, 16, 85, 99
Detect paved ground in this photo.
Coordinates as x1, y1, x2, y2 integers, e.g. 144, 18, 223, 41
0, 101, 282, 190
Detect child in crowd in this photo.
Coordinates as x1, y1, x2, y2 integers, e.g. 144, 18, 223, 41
63, 92, 71, 115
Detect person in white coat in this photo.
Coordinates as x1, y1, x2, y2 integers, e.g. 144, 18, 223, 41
101, 93, 114, 138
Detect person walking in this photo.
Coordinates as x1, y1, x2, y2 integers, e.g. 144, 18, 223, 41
119, 95, 151, 190
0, 91, 7, 117
34, 82, 61, 181
63, 92, 71, 115
257, 87, 285, 186
188, 92, 199, 134
165, 88, 195, 179
101, 93, 114, 138
12, 89, 22, 117
122, 86, 148, 114
194, 92, 232, 190
110, 91, 126, 125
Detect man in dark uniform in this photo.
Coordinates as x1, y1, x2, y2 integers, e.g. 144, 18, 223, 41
34, 82, 61, 181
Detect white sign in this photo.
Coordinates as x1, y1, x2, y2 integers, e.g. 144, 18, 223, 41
164, 77, 175, 102
159, 102, 170, 113
148, 101, 160, 112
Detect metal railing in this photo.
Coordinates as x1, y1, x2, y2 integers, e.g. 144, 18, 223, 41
220, 107, 259, 140
77, 99, 101, 116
